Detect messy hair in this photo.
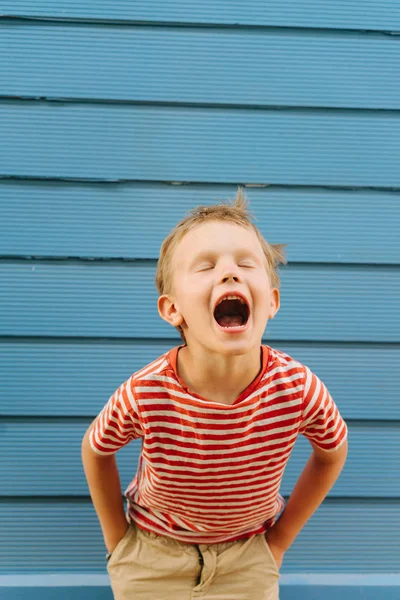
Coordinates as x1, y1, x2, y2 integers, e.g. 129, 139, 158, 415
155, 187, 287, 300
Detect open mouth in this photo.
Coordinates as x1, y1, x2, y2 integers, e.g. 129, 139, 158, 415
213, 295, 250, 329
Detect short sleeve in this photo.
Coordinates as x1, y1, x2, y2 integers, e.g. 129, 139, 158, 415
299, 366, 347, 452
89, 377, 143, 455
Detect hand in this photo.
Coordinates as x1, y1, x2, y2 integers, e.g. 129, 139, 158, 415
265, 537, 285, 569
265, 528, 287, 570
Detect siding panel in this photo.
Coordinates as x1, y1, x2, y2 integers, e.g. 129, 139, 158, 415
0, 421, 396, 497
2, 23, 400, 110
1, 502, 399, 573
1, 261, 399, 341
1, 181, 399, 264
1, 1, 400, 31
1, 340, 397, 419
1, 102, 399, 186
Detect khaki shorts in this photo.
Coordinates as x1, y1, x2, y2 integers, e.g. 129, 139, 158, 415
107, 521, 280, 599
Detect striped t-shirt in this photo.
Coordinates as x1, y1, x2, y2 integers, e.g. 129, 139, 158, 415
90, 345, 347, 544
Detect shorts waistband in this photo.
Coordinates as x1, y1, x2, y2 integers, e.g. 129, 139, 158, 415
134, 521, 253, 553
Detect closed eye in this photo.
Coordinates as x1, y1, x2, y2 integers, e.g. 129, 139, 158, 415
239, 263, 255, 268
197, 264, 214, 272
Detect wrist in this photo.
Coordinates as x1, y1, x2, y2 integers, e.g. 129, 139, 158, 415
266, 523, 292, 553
103, 519, 130, 553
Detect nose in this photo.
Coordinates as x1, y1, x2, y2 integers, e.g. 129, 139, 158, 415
220, 266, 241, 284
222, 273, 238, 283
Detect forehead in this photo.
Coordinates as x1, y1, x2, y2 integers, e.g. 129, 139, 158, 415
173, 220, 264, 264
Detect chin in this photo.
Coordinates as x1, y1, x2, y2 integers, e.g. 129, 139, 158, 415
187, 323, 263, 356
215, 337, 260, 356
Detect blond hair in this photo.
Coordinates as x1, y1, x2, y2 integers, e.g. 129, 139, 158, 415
155, 187, 286, 298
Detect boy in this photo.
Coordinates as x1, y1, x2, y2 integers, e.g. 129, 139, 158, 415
82, 188, 348, 600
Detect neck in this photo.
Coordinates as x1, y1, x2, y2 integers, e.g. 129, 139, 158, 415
177, 343, 263, 405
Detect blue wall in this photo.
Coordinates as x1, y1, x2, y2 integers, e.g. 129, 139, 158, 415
1, 3, 399, 598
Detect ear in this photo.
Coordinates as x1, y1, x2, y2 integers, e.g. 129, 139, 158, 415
268, 288, 280, 320
157, 294, 184, 327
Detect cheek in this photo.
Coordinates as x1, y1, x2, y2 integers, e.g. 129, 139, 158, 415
180, 286, 211, 323
251, 275, 270, 295
186, 276, 210, 298
253, 284, 273, 313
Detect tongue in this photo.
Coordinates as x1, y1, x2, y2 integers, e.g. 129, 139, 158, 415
218, 315, 243, 328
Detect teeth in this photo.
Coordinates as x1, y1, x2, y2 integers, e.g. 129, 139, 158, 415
216, 295, 246, 307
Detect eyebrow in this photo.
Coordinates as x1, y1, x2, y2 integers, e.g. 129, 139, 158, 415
188, 251, 215, 269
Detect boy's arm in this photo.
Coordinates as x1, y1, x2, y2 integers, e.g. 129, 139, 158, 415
81, 423, 130, 553
266, 439, 348, 567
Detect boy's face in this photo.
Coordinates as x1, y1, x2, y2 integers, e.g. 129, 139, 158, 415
158, 221, 280, 356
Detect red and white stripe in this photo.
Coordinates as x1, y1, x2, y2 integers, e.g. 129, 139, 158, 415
90, 345, 347, 544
